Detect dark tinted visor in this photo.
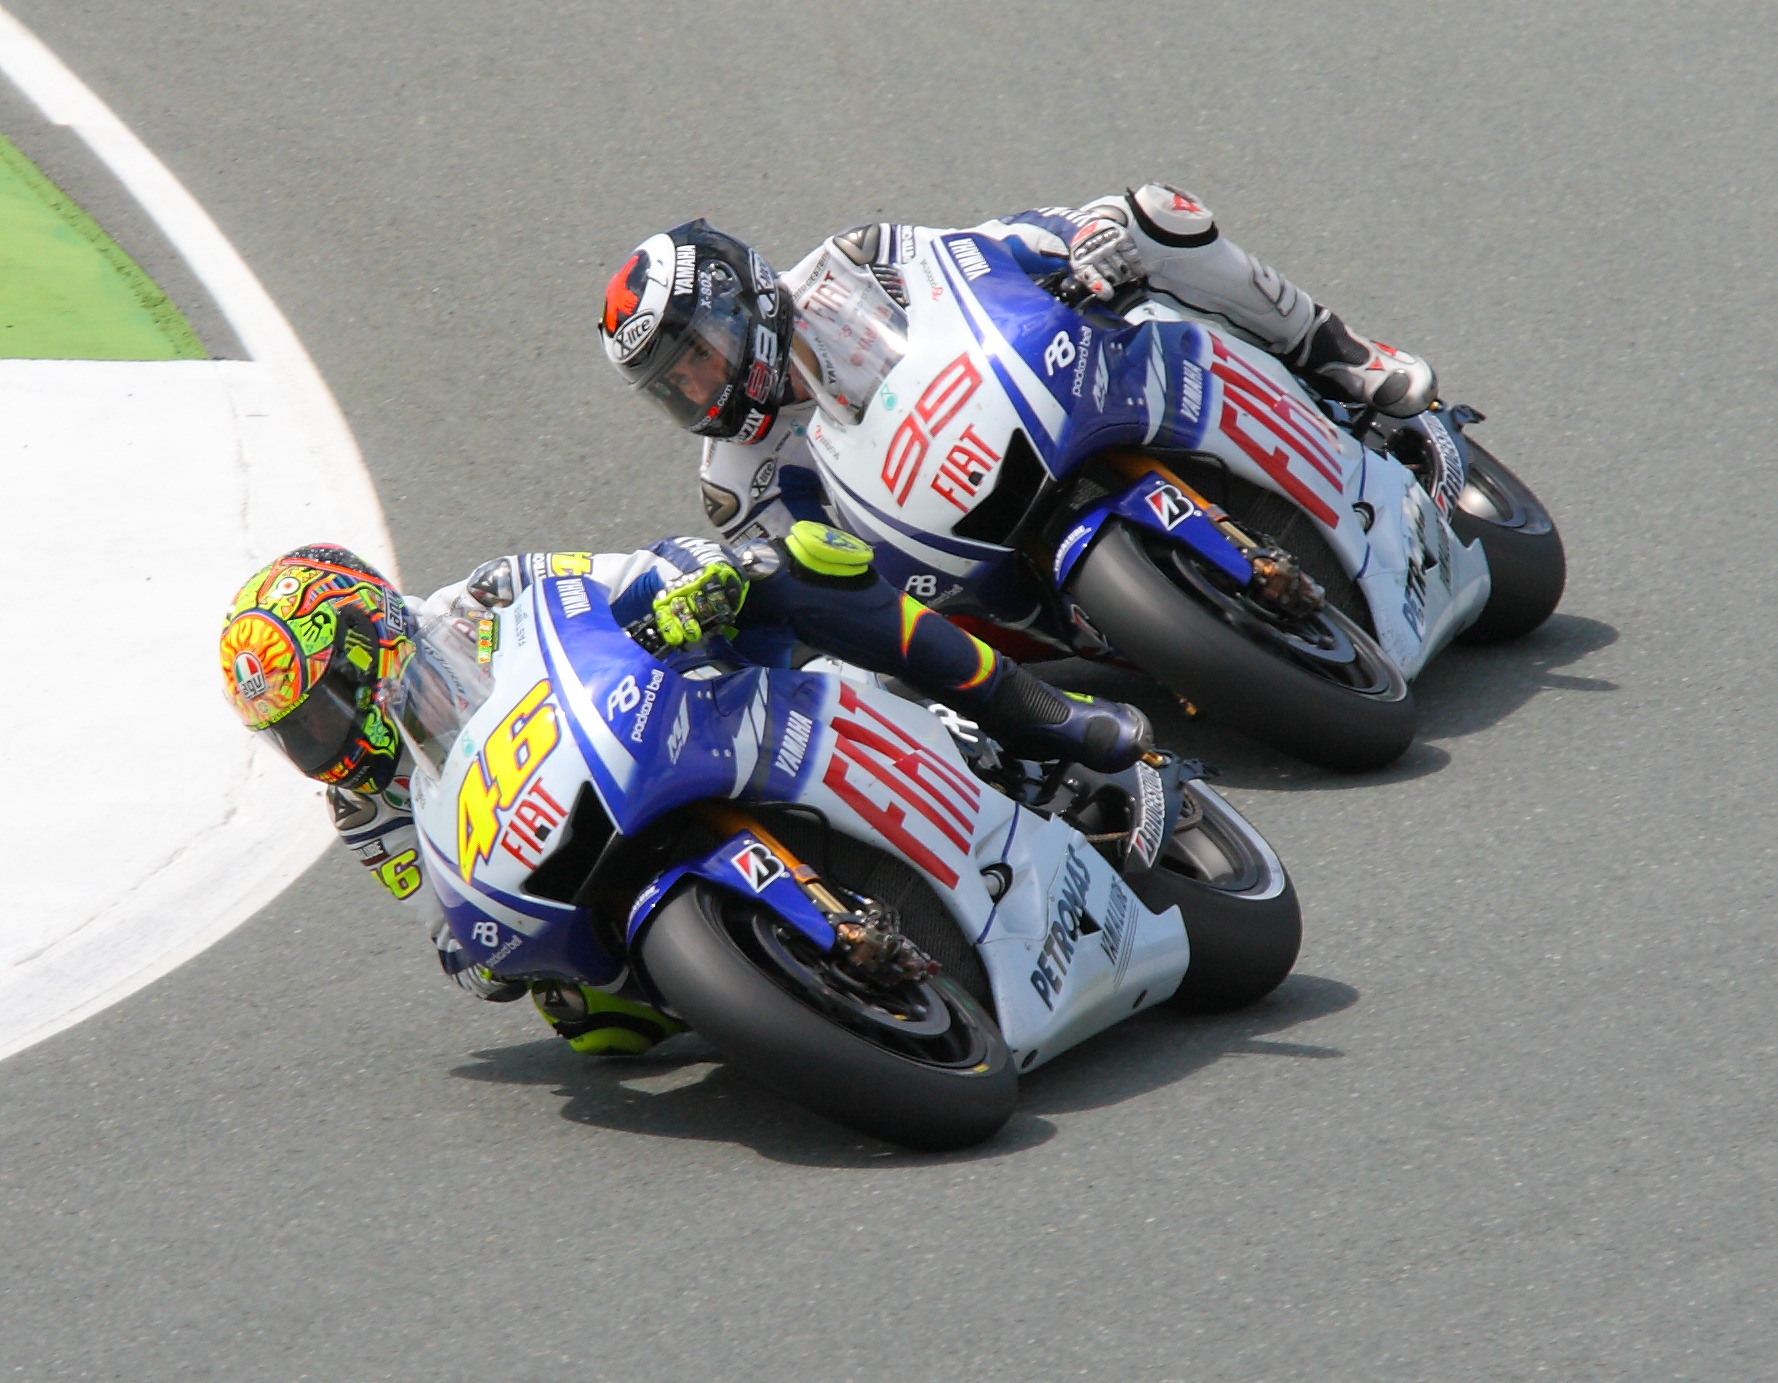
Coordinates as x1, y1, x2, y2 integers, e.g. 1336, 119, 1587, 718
637, 278, 751, 429
264, 673, 363, 774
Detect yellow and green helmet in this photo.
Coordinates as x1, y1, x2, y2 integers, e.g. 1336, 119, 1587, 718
218, 544, 414, 791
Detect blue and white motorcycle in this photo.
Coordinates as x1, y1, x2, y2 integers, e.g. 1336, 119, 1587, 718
392, 576, 1300, 1151
792, 234, 1565, 771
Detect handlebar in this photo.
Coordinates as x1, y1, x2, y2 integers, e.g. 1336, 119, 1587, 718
1043, 271, 1152, 315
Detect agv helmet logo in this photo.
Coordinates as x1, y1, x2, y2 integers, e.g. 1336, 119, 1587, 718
232, 650, 268, 700
601, 232, 678, 363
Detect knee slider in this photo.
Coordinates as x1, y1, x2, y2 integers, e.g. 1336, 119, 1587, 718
1128, 183, 1219, 248
783, 520, 876, 586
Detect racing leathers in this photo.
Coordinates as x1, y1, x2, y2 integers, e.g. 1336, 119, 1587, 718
698, 181, 1436, 544
328, 531, 1150, 1051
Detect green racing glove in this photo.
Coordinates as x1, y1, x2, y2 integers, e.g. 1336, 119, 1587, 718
651, 559, 747, 647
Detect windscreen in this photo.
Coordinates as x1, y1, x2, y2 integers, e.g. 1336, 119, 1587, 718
385, 611, 496, 778
787, 250, 907, 424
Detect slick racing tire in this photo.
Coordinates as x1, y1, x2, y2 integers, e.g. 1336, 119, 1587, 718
1450, 436, 1566, 643
1071, 520, 1416, 772
640, 880, 1018, 1152
1132, 779, 1301, 1013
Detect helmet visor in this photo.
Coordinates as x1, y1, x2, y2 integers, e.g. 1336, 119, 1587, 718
636, 275, 752, 430
262, 672, 363, 775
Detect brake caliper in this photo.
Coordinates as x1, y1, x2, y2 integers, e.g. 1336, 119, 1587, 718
1247, 546, 1325, 618
832, 903, 939, 985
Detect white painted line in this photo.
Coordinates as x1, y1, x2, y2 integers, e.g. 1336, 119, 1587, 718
0, 8, 396, 1061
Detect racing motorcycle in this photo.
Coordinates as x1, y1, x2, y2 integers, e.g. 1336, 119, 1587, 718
791, 234, 1565, 771
390, 570, 1301, 1151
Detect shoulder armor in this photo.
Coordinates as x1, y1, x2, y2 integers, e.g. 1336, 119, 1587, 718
328, 785, 378, 831
701, 479, 741, 526
465, 556, 515, 608
833, 223, 882, 265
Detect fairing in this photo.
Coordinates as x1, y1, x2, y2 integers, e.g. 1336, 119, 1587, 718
800, 234, 1490, 677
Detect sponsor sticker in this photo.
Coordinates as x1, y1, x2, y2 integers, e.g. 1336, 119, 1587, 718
558, 578, 592, 618
1131, 762, 1166, 869
1029, 846, 1093, 1011
1145, 482, 1197, 529
731, 840, 787, 892
948, 237, 992, 280
773, 710, 814, 777
1177, 359, 1204, 424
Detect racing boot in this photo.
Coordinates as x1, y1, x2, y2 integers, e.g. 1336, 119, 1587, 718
531, 980, 685, 1055
1288, 306, 1437, 418
981, 664, 1153, 772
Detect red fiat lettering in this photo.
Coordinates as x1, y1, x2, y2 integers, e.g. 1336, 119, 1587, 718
821, 684, 981, 888
1209, 338, 1342, 525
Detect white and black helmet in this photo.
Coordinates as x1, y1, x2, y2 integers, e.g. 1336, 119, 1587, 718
601, 219, 794, 444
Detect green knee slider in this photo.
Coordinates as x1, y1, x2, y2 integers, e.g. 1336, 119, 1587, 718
784, 520, 874, 578
531, 981, 685, 1055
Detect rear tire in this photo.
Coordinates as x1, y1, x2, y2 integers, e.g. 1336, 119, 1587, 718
1451, 436, 1566, 643
1131, 781, 1302, 1012
1071, 520, 1416, 772
639, 881, 1018, 1151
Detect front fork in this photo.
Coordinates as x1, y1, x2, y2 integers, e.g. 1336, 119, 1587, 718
1062, 450, 1327, 620
625, 796, 945, 981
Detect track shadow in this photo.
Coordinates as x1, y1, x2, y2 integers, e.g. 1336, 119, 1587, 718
1017, 971, 1357, 1117
1030, 612, 1618, 791
1411, 613, 1620, 740
452, 1033, 1059, 1166
450, 973, 1355, 1167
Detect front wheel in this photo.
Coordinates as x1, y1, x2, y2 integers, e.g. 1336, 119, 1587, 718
1070, 521, 1416, 772
639, 881, 1018, 1151
1132, 779, 1302, 1012
1451, 436, 1566, 643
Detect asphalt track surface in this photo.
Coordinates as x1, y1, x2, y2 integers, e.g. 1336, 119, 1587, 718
4, 3, 1774, 1379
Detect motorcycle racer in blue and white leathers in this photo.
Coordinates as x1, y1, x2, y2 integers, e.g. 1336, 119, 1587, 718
600, 183, 1437, 546
222, 532, 1152, 1053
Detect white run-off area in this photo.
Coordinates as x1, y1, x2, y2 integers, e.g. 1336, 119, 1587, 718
0, 8, 393, 1060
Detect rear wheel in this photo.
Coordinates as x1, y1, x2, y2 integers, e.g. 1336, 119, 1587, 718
1070, 520, 1416, 772
1450, 436, 1566, 642
1131, 780, 1302, 1012
639, 880, 1017, 1151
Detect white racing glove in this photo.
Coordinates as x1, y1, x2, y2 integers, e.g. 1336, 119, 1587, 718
1068, 217, 1145, 300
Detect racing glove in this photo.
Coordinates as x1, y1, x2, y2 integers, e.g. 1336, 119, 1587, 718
652, 559, 747, 647
1068, 217, 1145, 300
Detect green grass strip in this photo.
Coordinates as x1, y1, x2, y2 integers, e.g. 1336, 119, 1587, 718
0, 132, 207, 360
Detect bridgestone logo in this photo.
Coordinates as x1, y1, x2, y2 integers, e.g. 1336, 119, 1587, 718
1133, 763, 1166, 867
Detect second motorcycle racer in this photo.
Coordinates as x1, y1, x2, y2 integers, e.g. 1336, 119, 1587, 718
600, 182, 1438, 545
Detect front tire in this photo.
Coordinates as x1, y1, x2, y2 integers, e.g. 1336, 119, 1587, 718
1132, 780, 1302, 1012
1071, 520, 1416, 772
639, 881, 1018, 1151
1451, 436, 1566, 643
